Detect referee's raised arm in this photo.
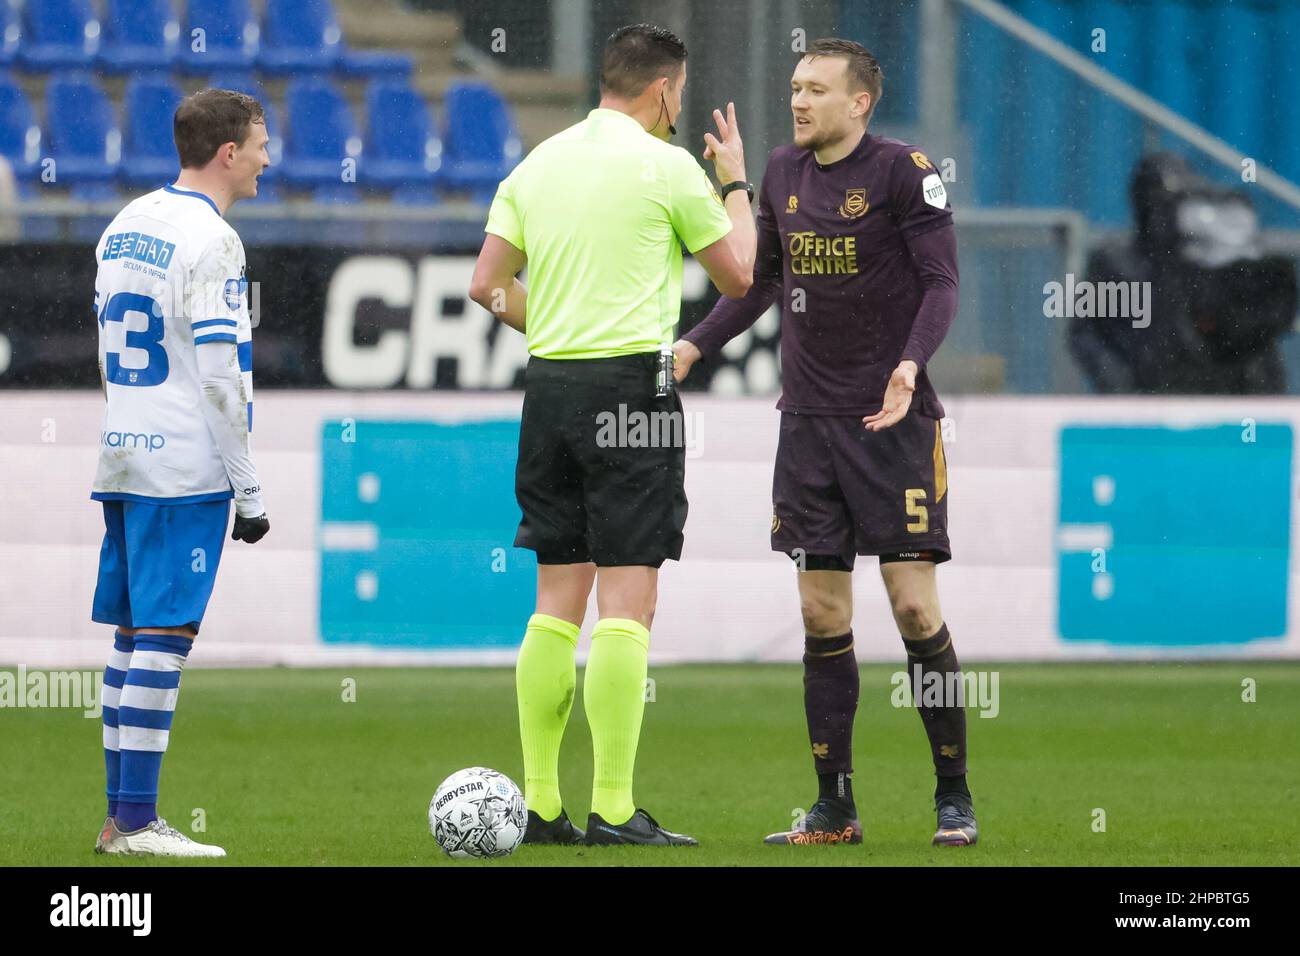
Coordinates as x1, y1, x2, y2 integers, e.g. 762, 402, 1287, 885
466, 23, 754, 847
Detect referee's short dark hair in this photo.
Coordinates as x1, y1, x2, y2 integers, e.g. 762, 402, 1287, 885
600, 23, 688, 99
174, 88, 265, 169
806, 38, 884, 118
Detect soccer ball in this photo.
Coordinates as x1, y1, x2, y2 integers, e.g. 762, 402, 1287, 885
428, 767, 528, 859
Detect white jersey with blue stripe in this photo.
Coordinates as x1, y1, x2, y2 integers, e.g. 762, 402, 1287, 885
92, 184, 255, 505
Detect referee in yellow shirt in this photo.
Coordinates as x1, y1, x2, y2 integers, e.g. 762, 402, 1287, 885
469, 23, 756, 846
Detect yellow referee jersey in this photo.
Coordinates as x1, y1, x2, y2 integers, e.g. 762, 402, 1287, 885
485, 107, 732, 359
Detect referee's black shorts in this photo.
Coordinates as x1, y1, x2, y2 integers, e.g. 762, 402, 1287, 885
514, 352, 688, 568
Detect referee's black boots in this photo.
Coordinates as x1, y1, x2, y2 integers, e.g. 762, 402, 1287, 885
522, 808, 585, 845
584, 809, 698, 846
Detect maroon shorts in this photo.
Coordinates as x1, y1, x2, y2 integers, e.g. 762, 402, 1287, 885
770, 408, 951, 571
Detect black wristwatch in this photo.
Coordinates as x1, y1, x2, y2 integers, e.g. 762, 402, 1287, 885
720, 180, 754, 204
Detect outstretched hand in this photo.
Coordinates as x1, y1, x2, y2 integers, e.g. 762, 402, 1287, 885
863, 361, 917, 431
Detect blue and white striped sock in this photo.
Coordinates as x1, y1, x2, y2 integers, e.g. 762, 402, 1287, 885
116, 633, 193, 833
102, 629, 134, 818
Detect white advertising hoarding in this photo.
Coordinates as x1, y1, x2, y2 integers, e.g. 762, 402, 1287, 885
1, 392, 1296, 666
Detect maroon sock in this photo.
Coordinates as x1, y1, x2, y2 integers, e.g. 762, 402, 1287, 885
804, 631, 859, 782
903, 623, 968, 778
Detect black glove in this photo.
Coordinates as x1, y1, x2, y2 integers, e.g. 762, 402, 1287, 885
232, 513, 270, 543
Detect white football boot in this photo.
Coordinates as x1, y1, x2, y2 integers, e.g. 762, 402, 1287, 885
96, 817, 227, 858
95, 816, 112, 852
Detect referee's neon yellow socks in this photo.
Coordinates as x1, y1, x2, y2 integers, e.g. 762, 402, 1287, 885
584, 617, 650, 826
515, 613, 580, 822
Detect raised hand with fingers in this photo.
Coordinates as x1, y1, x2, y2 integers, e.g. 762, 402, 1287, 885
702, 101, 747, 185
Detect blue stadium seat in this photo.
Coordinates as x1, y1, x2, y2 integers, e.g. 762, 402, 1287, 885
244, 178, 281, 204
440, 80, 521, 197
45, 72, 119, 185
259, 0, 341, 75
390, 183, 438, 206
180, 0, 259, 74
312, 182, 360, 204
68, 180, 119, 200
339, 45, 412, 80
207, 73, 284, 182
0, 72, 41, 178
364, 79, 441, 188
11, 177, 40, 200
18, 0, 100, 71
206, 70, 259, 94
0, 4, 21, 69
99, 0, 180, 73
282, 77, 360, 189
120, 75, 181, 188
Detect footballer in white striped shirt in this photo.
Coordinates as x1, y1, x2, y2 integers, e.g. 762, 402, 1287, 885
92, 88, 271, 858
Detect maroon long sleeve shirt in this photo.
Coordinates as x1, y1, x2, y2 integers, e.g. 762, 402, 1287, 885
684, 132, 959, 418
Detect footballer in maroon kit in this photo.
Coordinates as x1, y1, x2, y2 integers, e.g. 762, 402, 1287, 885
675, 38, 977, 848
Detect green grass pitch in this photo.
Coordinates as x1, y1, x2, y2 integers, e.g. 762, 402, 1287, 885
2, 662, 1296, 866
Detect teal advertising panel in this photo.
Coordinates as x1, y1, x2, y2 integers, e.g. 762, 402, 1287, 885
1058, 424, 1290, 646
319, 419, 535, 647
